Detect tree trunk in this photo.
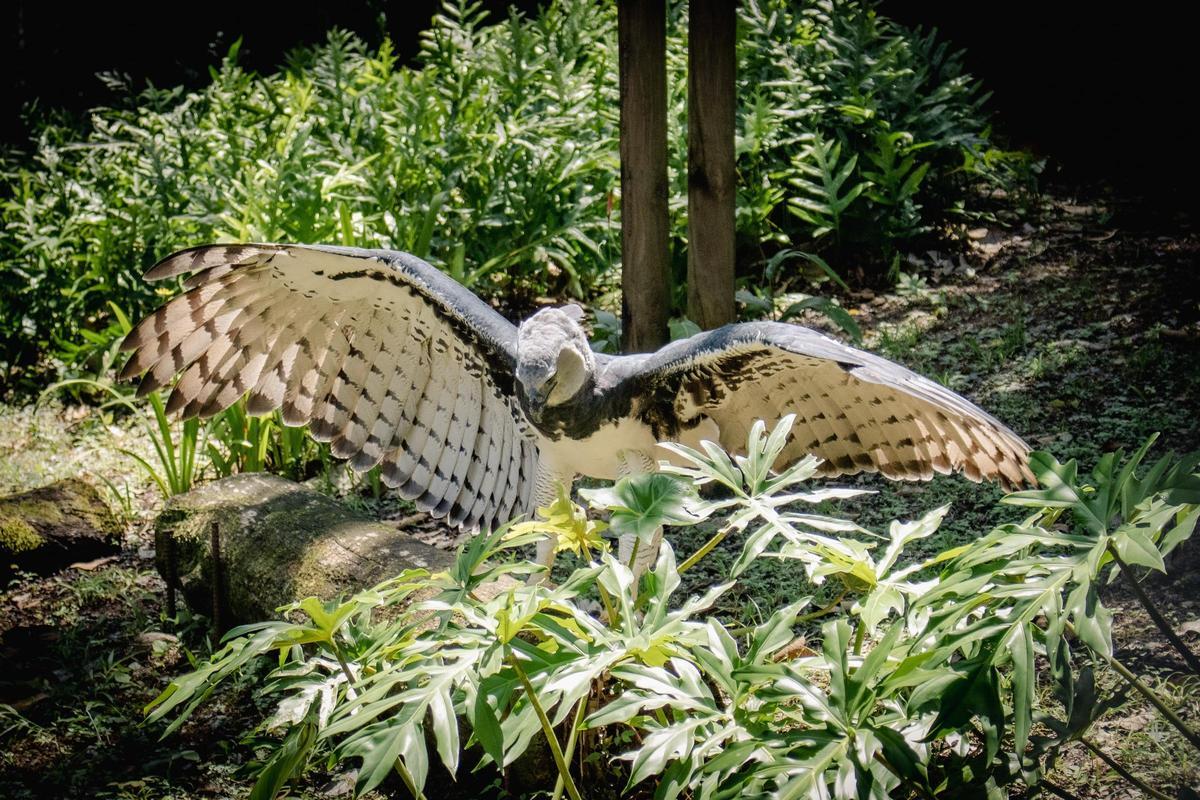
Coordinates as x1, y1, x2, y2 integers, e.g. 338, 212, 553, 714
686, 0, 737, 330
619, 0, 671, 353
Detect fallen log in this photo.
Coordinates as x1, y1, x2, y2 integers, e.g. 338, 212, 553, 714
1, 478, 122, 579
154, 473, 461, 624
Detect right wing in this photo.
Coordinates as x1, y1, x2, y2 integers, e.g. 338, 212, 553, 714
606, 322, 1032, 489
120, 243, 539, 531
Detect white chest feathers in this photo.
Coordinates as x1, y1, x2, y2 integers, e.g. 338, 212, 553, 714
535, 415, 726, 480
535, 417, 659, 479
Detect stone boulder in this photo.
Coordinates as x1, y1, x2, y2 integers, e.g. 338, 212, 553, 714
1, 478, 122, 579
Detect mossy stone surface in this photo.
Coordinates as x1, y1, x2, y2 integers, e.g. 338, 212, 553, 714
0, 478, 122, 575
0, 516, 43, 553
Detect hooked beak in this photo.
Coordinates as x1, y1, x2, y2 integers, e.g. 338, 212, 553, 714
525, 388, 548, 422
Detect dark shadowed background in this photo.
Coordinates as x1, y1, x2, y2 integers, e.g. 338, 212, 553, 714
1, 2, 1192, 206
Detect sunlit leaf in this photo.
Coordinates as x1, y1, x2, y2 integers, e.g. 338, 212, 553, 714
581, 473, 704, 543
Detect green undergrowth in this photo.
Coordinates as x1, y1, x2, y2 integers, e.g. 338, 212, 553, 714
0, 0, 1034, 389
138, 417, 1200, 800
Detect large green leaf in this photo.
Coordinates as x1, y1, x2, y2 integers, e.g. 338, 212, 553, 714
471, 688, 505, 767
581, 473, 704, 543
1004, 452, 1107, 534
250, 719, 318, 800
339, 719, 425, 797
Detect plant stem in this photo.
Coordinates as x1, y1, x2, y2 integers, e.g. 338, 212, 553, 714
626, 537, 641, 572
1080, 737, 1173, 800
678, 521, 734, 574
1040, 779, 1083, 800
509, 650, 584, 800
332, 643, 426, 800
1106, 653, 1200, 750
872, 751, 936, 800
332, 649, 359, 699
596, 584, 619, 628
853, 620, 866, 657
1107, 543, 1200, 674
579, 543, 619, 624
796, 590, 848, 624
1071, 621, 1200, 751
392, 757, 427, 800
552, 693, 591, 800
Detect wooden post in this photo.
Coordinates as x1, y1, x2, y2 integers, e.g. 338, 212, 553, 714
619, 0, 670, 353
164, 529, 177, 623
210, 520, 224, 636
687, 0, 737, 330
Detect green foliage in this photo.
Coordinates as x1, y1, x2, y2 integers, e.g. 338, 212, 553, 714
39, 380, 203, 499
1, 0, 619, 385
1004, 434, 1200, 551
736, 249, 864, 343
204, 401, 328, 483
144, 422, 1200, 799
510, 484, 609, 560
580, 473, 702, 547
1, 0, 1023, 385
735, 0, 1032, 277
787, 134, 870, 244
779, 294, 863, 343
36, 309, 328, 498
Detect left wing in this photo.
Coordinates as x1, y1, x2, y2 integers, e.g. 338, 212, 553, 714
119, 243, 538, 530
605, 322, 1033, 489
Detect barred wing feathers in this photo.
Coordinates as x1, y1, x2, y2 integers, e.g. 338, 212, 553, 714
617, 322, 1033, 489
120, 243, 538, 530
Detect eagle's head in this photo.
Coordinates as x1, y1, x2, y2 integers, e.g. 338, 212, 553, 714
516, 304, 595, 423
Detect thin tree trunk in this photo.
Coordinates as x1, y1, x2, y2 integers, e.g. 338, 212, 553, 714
686, 0, 737, 330
619, 0, 670, 353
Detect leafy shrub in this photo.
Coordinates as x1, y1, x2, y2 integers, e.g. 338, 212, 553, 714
0, 1, 619, 386
147, 420, 1200, 799
1, 0, 1026, 385
733, 0, 1042, 281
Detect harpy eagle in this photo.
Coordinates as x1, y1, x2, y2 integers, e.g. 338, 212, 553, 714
121, 243, 1033, 574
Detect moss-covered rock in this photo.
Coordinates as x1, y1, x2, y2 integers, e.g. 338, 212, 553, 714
155, 474, 457, 623
0, 516, 42, 553
0, 478, 122, 578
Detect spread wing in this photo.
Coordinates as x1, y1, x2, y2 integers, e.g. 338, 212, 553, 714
120, 243, 538, 530
610, 322, 1033, 488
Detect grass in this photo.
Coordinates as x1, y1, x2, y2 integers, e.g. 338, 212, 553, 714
0, 401, 160, 504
